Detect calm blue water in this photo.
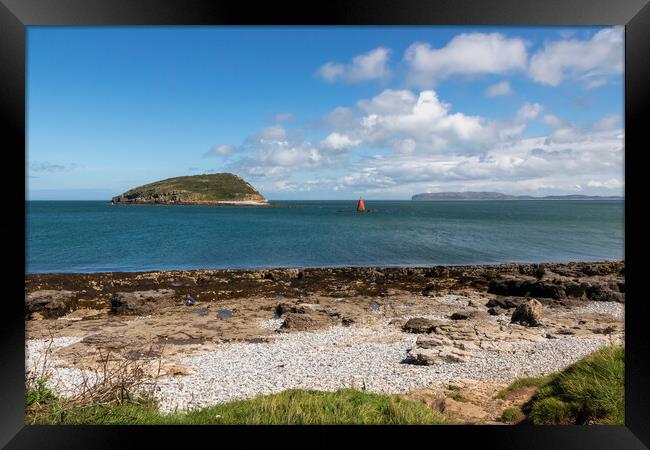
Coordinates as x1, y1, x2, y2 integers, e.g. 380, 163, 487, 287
26, 200, 624, 274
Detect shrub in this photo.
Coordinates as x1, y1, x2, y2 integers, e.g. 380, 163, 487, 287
522, 346, 624, 425
500, 407, 524, 423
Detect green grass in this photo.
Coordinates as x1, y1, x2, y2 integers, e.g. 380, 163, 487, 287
521, 346, 624, 425
25, 375, 56, 408
501, 407, 524, 423
449, 392, 469, 402
27, 388, 447, 425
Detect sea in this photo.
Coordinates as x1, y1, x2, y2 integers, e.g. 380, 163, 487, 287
26, 200, 624, 274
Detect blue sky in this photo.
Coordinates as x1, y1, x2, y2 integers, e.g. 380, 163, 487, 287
27, 26, 624, 200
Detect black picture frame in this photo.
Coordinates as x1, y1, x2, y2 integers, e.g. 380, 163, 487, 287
2, 0, 648, 447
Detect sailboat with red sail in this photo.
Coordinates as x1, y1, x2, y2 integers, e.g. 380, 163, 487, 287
357, 198, 366, 212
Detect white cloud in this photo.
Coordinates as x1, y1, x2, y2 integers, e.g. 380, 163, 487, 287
320, 132, 361, 151
335, 127, 624, 196
317, 62, 345, 82
351, 89, 492, 152
257, 126, 288, 141
393, 138, 416, 155
274, 112, 295, 123
207, 87, 622, 197
528, 27, 623, 87
228, 126, 355, 180
205, 144, 236, 157
485, 81, 513, 97
404, 33, 528, 86
317, 47, 391, 83
593, 114, 623, 131
515, 102, 543, 121
339, 89, 543, 156
587, 178, 623, 189
542, 112, 623, 145
543, 114, 564, 127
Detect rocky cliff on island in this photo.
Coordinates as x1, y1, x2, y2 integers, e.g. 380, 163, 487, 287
111, 173, 268, 205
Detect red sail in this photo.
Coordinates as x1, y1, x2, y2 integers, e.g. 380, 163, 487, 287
357, 198, 366, 211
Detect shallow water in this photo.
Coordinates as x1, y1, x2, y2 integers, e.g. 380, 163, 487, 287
26, 200, 624, 274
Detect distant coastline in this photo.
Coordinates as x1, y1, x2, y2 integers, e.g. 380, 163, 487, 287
412, 192, 623, 201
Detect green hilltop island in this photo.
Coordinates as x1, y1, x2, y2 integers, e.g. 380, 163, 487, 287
111, 173, 269, 205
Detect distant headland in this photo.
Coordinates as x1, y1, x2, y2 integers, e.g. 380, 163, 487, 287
412, 192, 623, 201
111, 173, 268, 205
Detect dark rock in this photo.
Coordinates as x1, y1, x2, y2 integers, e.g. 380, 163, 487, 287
25, 290, 76, 319
275, 303, 293, 317
534, 267, 548, 280
528, 282, 566, 300
403, 318, 438, 334
488, 279, 530, 297
487, 307, 506, 316
586, 284, 625, 302
111, 289, 176, 315
422, 285, 437, 296
485, 297, 526, 309
488, 279, 566, 300
450, 312, 470, 320
279, 312, 334, 331
592, 325, 617, 335
617, 282, 625, 293
510, 299, 542, 326
564, 281, 588, 299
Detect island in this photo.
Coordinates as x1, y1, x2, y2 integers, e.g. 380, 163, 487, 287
111, 173, 268, 205
412, 192, 623, 201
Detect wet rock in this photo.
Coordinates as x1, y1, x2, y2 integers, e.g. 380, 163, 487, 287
25, 290, 76, 319
564, 281, 588, 299
402, 318, 438, 334
111, 289, 176, 315
485, 297, 526, 309
528, 282, 566, 300
510, 299, 542, 327
488, 279, 566, 300
586, 284, 624, 302
488, 279, 530, 297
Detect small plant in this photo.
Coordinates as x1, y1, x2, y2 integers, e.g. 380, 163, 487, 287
521, 346, 624, 425
500, 407, 523, 423
449, 392, 468, 402
26, 374, 55, 407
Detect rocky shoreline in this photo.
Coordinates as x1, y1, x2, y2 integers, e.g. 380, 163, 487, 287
25, 261, 624, 421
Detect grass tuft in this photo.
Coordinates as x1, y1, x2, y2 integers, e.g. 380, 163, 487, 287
500, 406, 524, 423
521, 346, 624, 425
